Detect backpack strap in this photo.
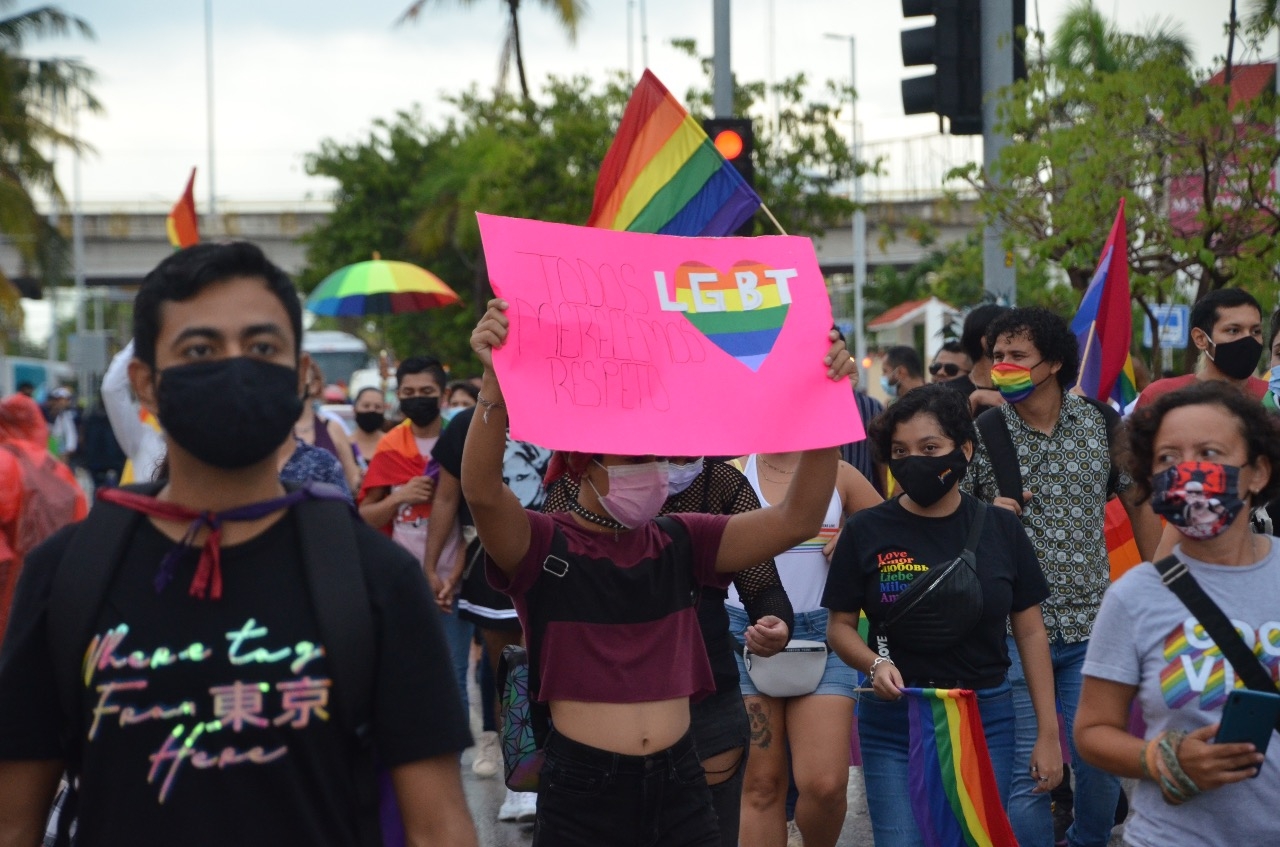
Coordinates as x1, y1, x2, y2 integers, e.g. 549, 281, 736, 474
521, 525, 572, 743
49, 481, 163, 762
975, 408, 1024, 502
1153, 554, 1280, 732
1079, 396, 1122, 497
293, 495, 380, 847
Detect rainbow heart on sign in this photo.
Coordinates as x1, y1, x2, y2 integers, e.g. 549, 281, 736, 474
672, 260, 792, 371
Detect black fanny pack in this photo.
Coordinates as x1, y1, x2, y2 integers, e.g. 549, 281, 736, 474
882, 501, 987, 652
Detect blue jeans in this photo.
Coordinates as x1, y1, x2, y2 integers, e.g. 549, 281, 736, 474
858, 681, 1015, 847
1006, 636, 1120, 847
437, 609, 474, 716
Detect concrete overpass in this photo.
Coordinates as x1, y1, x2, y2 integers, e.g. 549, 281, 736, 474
3, 195, 979, 297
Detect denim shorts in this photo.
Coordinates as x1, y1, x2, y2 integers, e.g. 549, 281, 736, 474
726, 605, 858, 699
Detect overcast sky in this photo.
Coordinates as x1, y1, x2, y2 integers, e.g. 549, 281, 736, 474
47, 0, 1239, 208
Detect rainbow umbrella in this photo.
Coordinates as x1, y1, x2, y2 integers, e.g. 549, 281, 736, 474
307, 259, 460, 316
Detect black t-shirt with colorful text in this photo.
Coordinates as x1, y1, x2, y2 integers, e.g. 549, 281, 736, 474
823, 493, 1049, 684
0, 511, 471, 846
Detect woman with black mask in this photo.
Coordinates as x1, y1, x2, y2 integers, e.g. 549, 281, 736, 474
350, 386, 388, 474
824, 384, 1061, 847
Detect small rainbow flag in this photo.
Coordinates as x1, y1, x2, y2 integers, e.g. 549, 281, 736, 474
588, 70, 760, 237
904, 688, 1018, 847
166, 168, 200, 249
1071, 198, 1135, 407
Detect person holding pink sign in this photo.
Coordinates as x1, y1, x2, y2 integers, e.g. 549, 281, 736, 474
462, 298, 855, 847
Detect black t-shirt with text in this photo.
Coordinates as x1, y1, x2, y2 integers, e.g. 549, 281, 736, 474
0, 511, 471, 847
823, 493, 1049, 684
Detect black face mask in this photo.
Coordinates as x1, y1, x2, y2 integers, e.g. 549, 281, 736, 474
399, 396, 440, 427
889, 449, 969, 508
157, 358, 302, 470
354, 410, 385, 433
1208, 336, 1264, 381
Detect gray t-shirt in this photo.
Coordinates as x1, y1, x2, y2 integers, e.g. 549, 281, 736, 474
1083, 541, 1280, 847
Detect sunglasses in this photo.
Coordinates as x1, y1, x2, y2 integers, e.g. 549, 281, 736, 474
929, 362, 969, 377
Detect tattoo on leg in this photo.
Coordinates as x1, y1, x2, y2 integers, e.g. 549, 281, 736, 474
747, 701, 772, 749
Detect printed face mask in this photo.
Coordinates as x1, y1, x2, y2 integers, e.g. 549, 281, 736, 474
667, 457, 705, 497
587, 460, 670, 529
991, 361, 1042, 404
889, 449, 969, 508
1150, 461, 1245, 540
1207, 336, 1263, 382
157, 358, 303, 470
399, 396, 440, 427
354, 410, 385, 433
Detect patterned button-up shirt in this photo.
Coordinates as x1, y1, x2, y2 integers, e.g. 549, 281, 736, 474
963, 393, 1130, 643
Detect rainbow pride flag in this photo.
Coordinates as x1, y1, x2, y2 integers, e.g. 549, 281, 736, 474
166, 167, 200, 249
904, 688, 1018, 847
588, 70, 760, 237
1071, 199, 1136, 407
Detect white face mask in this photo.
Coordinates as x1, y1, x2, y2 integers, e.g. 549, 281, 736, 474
586, 460, 670, 529
667, 457, 705, 496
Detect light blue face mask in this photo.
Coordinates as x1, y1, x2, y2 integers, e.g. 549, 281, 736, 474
880, 374, 898, 398
1269, 364, 1280, 398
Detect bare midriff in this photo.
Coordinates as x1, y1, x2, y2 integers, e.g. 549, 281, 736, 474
550, 697, 691, 755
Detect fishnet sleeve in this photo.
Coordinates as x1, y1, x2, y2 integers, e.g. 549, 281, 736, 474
541, 477, 575, 514
700, 463, 795, 634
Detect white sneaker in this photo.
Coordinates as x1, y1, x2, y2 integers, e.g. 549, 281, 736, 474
786, 819, 805, 847
471, 730, 500, 778
498, 789, 524, 822
514, 791, 538, 823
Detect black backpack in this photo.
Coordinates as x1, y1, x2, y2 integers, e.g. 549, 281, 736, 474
974, 397, 1122, 503
46, 483, 380, 847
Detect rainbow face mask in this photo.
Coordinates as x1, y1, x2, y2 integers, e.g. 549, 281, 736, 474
991, 361, 1039, 404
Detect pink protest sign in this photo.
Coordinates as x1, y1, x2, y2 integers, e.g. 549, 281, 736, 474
476, 213, 863, 455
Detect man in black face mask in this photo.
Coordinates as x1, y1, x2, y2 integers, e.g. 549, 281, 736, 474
0, 243, 477, 846
1133, 288, 1269, 410
357, 356, 476, 725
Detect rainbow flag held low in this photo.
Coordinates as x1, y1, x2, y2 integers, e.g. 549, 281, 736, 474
587, 70, 760, 237
904, 687, 1018, 847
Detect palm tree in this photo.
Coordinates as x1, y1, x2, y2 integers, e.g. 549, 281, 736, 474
0, 1, 97, 318
396, 0, 587, 100
1048, 0, 1192, 75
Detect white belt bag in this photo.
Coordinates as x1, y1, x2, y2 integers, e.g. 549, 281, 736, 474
743, 639, 827, 698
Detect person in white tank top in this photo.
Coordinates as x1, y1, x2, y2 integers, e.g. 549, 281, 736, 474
729, 452, 881, 847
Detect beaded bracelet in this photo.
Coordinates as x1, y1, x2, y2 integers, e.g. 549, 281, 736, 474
477, 393, 506, 424
1154, 730, 1201, 805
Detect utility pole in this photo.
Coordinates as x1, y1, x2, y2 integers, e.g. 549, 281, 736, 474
205, 0, 217, 219
980, 0, 1016, 303
713, 0, 731, 117
827, 34, 867, 387
73, 99, 87, 399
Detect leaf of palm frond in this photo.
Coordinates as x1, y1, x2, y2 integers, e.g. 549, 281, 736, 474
0, 7, 93, 52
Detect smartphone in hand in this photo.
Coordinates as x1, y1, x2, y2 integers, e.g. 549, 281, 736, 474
1217, 689, 1280, 776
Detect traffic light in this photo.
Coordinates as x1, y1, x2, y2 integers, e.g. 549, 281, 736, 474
703, 117, 755, 189
900, 0, 982, 135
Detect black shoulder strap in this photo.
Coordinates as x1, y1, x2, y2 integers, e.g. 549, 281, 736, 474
655, 515, 691, 561
975, 408, 1024, 502
1153, 555, 1280, 731
961, 500, 988, 562
1080, 396, 1122, 497
293, 495, 379, 847
522, 526, 571, 739
50, 482, 162, 760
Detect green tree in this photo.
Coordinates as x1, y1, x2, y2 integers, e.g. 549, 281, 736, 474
953, 8, 1280, 372
396, 0, 587, 100
0, 2, 98, 353
1048, 0, 1191, 74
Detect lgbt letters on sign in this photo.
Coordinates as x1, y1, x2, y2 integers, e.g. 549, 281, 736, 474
587, 70, 760, 238
475, 213, 860, 457
904, 688, 1018, 847
1071, 198, 1137, 407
